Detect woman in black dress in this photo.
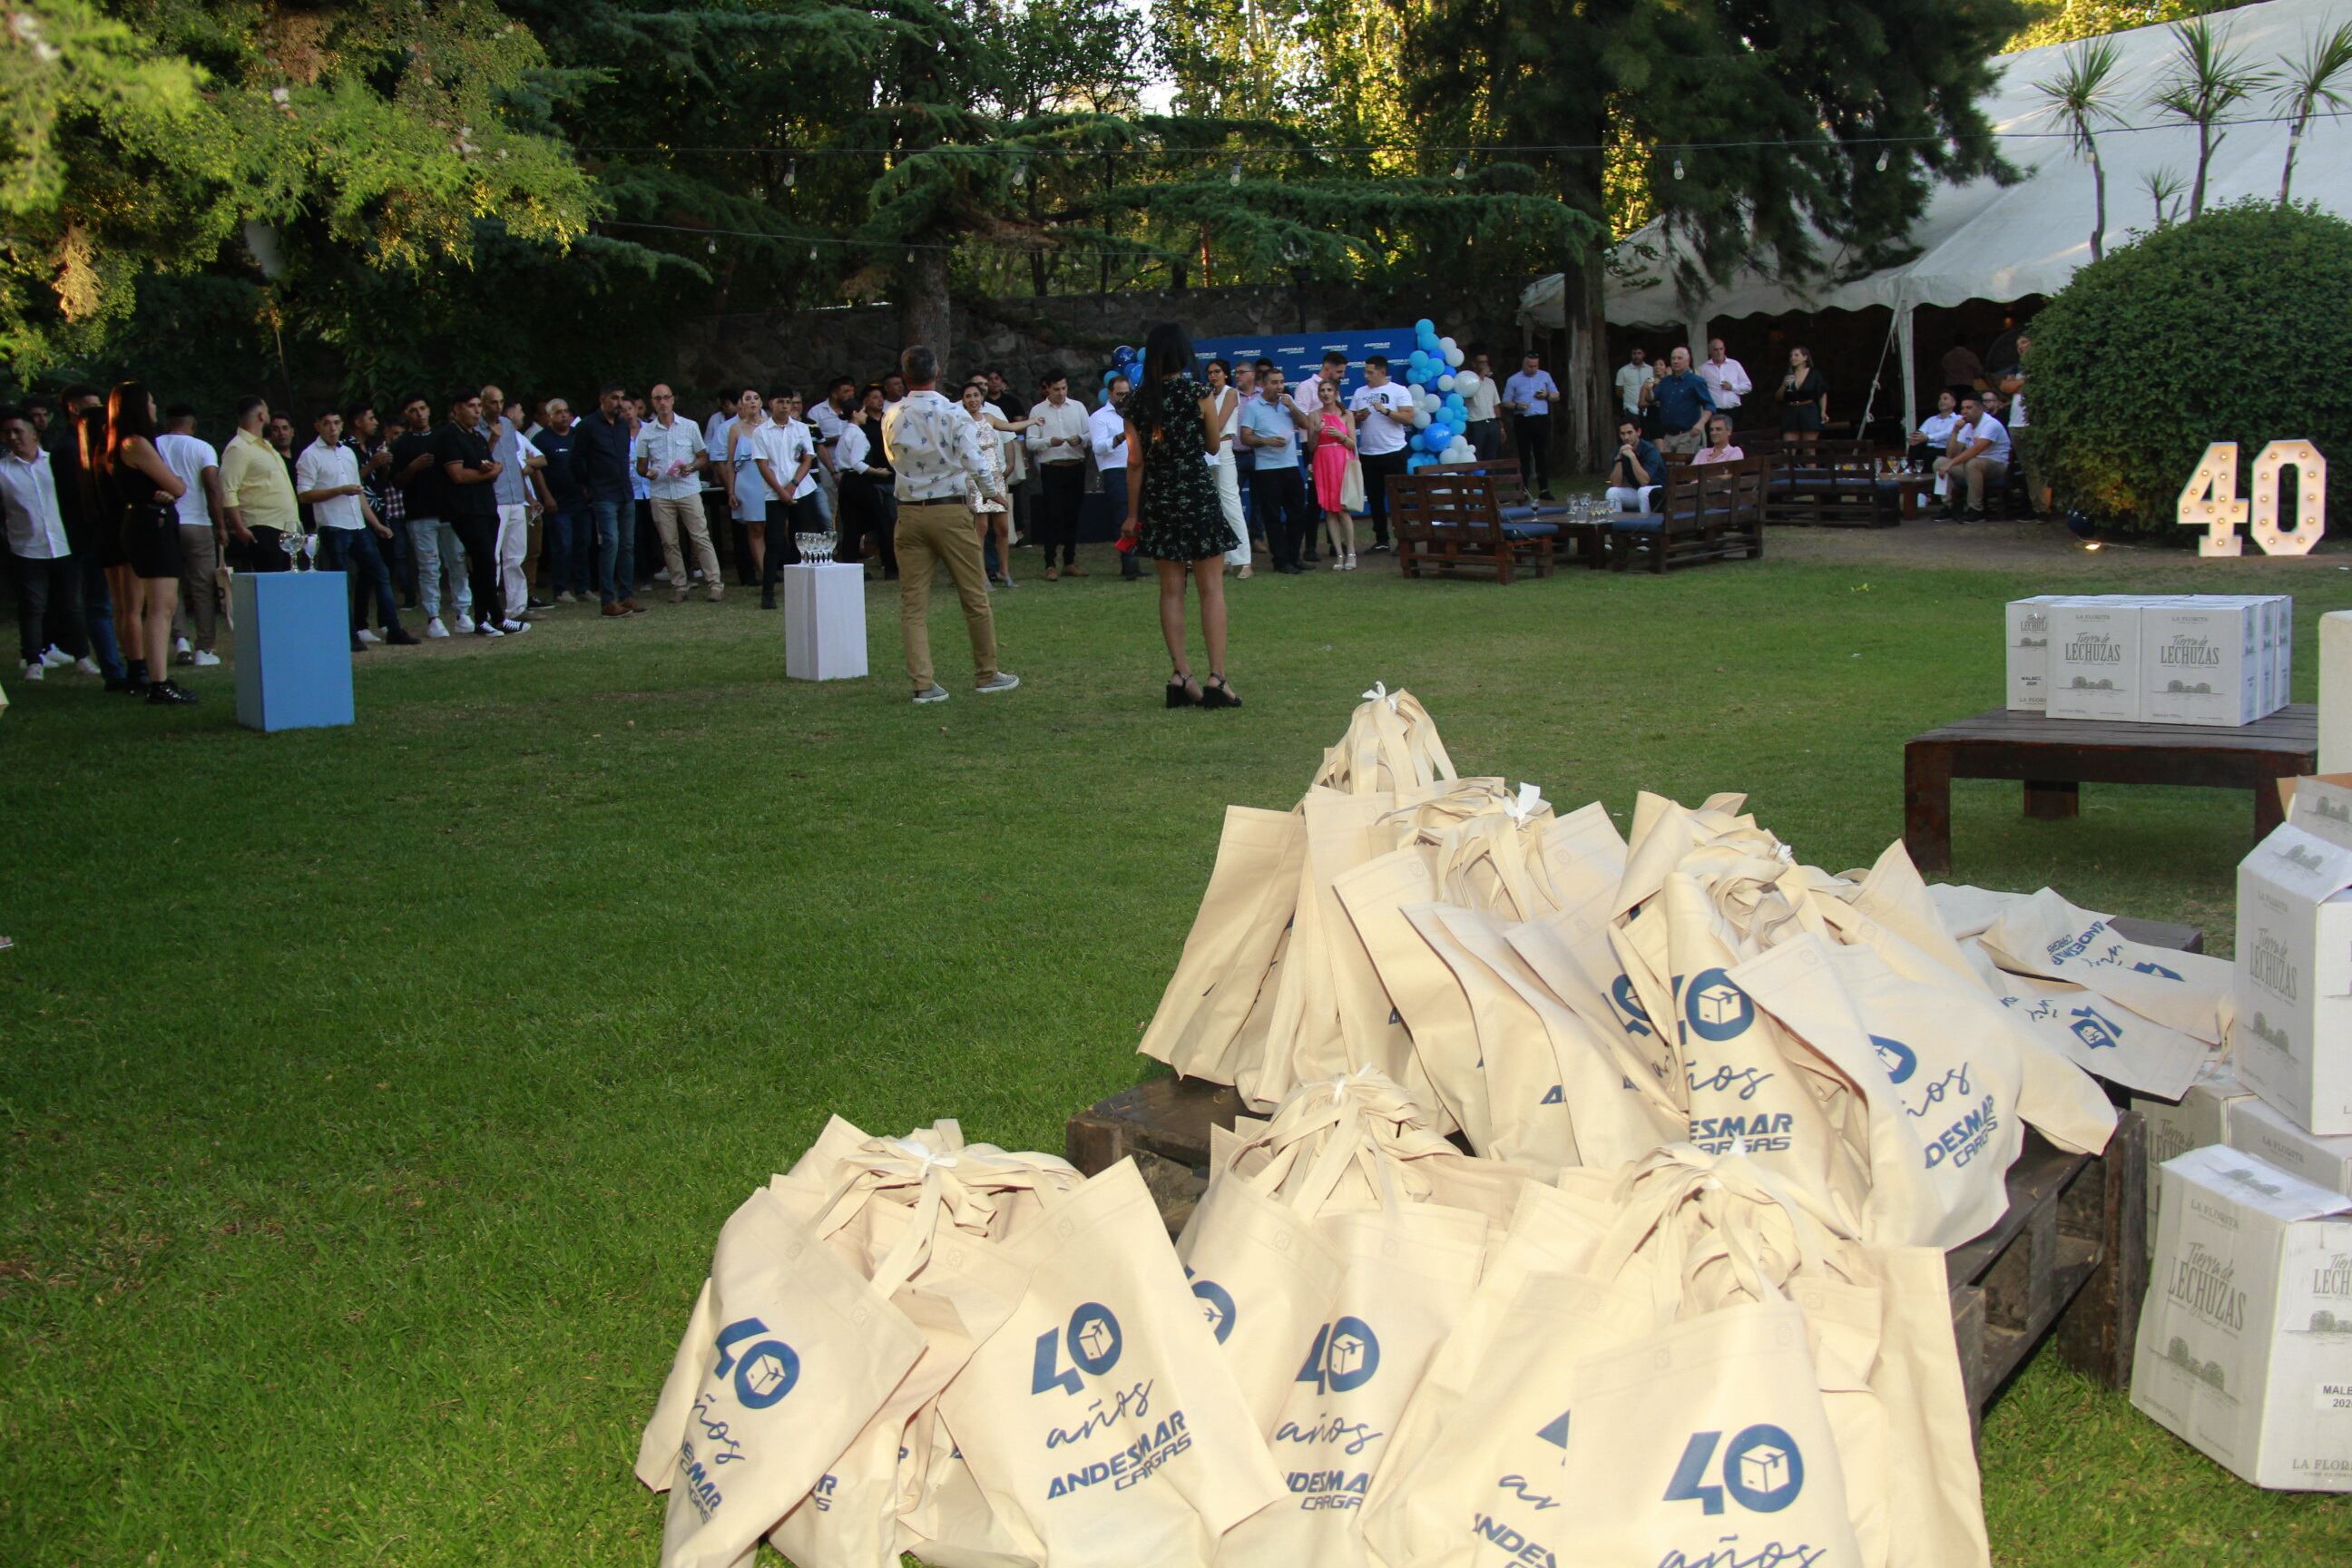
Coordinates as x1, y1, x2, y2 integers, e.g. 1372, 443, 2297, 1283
1777, 347, 1828, 444
1122, 322, 1241, 709
105, 381, 197, 704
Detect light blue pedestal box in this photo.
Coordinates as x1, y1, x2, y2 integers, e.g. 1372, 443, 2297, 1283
232, 570, 354, 732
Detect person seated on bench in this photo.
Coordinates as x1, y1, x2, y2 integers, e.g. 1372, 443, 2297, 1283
1690, 415, 1742, 465
1603, 418, 1666, 512
1907, 388, 1960, 492
1934, 394, 2010, 523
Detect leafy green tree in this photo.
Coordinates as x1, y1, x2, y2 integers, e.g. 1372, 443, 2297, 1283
2029, 201, 2352, 531
2033, 38, 2127, 260
2149, 16, 2272, 221
1403, 0, 2022, 463
2273, 20, 2352, 204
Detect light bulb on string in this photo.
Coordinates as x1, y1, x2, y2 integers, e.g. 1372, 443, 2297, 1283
1452, 156, 1467, 179
1671, 156, 1685, 181
1876, 149, 1890, 172
1230, 159, 1242, 186
784, 159, 797, 188
1010, 159, 1026, 188
905, 248, 915, 263
707, 240, 718, 255
808, 245, 818, 261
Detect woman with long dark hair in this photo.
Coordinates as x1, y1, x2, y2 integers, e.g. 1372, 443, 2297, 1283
105, 381, 196, 704
1779, 347, 1828, 444
1121, 322, 1240, 709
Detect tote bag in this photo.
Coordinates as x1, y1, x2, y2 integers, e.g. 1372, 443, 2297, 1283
634, 1185, 927, 1568
1978, 888, 2232, 1044
1311, 683, 1457, 799
1139, 807, 1307, 1082
937, 1159, 1284, 1568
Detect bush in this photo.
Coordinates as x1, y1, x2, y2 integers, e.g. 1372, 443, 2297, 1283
2030, 201, 2352, 535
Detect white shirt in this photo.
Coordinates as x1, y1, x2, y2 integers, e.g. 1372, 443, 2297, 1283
1614, 362, 1650, 414
295, 436, 367, 530
755, 419, 818, 501
637, 414, 707, 501
156, 432, 219, 529
1089, 401, 1129, 469
1951, 414, 2012, 464
1024, 398, 1088, 462
1349, 381, 1414, 456
2009, 390, 2029, 428
703, 412, 735, 485
1462, 376, 1500, 422
1699, 356, 1751, 409
1918, 412, 1961, 446
835, 420, 874, 477
882, 388, 990, 504
1202, 386, 1239, 467
0, 446, 72, 559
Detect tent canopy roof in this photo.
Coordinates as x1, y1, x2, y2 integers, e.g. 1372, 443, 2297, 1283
1522, 0, 2352, 330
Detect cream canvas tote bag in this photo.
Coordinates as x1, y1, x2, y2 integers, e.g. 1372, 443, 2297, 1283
1140, 807, 1307, 1082
937, 1159, 1284, 1568
1979, 887, 2232, 1044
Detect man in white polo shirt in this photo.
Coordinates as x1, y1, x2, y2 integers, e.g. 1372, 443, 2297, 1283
1349, 355, 1414, 554
1090, 376, 1134, 579
1935, 393, 2013, 523
2, 405, 95, 681
296, 409, 417, 651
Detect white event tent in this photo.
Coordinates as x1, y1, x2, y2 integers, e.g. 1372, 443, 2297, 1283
1519, 0, 2352, 431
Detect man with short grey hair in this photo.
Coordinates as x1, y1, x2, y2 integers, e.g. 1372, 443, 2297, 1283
637, 382, 722, 603
880, 345, 1018, 703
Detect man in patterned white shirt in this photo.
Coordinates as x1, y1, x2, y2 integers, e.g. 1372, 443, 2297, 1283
880, 345, 1020, 704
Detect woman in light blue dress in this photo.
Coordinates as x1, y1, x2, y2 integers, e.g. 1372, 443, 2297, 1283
721, 387, 771, 582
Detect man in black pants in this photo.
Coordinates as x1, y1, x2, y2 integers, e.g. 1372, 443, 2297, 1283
1504, 350, 1561, 499
1348, 354, 1415, 553
435, 391, 512, 637
1024, 372, 1088, 581
1239, 366, 1314, 573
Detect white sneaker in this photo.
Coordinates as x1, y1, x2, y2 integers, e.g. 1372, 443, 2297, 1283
652, 569, 672, 583
554, 591, 577, 605
455, 614, 476, 634
475, 622, 505, 638
425, 618, 450, 639
21, 661, 44, 681
496, 618, 529, 634
911, 684, 950, 704
191, 651, 221, 668
74, 656, 103, 675
38, 644, 71, 669
356, 628, 382, 644
975, 671, 1021, 694
173, 634, 191, 657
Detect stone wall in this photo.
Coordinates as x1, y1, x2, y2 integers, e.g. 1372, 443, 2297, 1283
674, 279, 1538, 401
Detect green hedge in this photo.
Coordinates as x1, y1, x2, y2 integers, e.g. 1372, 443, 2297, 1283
2030, 201, 2352, 535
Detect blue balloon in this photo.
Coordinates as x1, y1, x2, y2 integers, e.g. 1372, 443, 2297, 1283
1444, 393, 1465, 412
1415, 318, 1436, 336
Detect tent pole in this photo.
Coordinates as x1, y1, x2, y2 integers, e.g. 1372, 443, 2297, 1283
1898, 304, 1917, 437
1858, 305, 1901, 436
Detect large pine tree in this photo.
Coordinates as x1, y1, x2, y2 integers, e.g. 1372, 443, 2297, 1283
1406, 0, 2022, 462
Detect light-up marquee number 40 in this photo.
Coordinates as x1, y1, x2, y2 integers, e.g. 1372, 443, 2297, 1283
2177, 441, 2328, 556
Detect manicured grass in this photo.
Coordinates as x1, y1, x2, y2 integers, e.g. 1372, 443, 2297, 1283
2, 533, 2348, 1566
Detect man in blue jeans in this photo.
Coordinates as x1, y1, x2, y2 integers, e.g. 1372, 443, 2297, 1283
571, 382, 642, 616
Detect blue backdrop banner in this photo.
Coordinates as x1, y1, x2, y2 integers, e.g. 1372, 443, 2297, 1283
1187, 328, 1418, 400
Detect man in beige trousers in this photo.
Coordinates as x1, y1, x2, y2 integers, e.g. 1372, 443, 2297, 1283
879, 346, 1020, 704
637, 382, 725, 603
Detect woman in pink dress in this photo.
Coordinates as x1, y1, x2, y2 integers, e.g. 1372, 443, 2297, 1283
1311, 380, 1357, 570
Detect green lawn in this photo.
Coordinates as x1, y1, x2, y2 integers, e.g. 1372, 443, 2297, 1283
3, 532, 2347, 1566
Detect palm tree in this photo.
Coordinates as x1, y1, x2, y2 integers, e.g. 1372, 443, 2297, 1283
2275, 21, 2352, 204
2142, 167, 2188, 229
2149, 18, 2273, 220
2034, 38, 2126, 260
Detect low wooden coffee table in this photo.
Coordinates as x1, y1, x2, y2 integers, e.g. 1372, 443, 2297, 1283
1903, 704, 2316, 877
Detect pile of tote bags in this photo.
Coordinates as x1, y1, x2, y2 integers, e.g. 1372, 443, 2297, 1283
638, 684, 2238, 1566
1142, 681, 2234, 1249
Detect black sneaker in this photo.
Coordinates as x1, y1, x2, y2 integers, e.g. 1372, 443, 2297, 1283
146, 680, 198, 706
350, 636, 369, 652
1962, 507, 1985, 523
387, 627, 422, 646
1367, 542, 1392, 554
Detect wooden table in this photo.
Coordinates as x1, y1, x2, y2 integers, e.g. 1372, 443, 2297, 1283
1903, 704, 2316, 877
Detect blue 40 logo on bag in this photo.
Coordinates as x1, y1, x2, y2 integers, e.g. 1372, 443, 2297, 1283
1683, 968, 1757, 1043
1664, 1425, 1806, 1515
714, 1316, 801, 1409
1186, 1268, 1238, 1344
1295, 1316, 1382, 1395
1033, 1301, 1124, 1395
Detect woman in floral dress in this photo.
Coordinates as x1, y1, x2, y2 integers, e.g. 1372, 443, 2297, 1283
1121, 322, 1242, 709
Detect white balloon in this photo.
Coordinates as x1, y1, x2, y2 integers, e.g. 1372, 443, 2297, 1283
1419, 392, 1440, 412
1436, 374, 1455, 392
1444, 346, 1465, 368
1453, 369, 1482, 395
1413, 408, 1433, 427
1439, 337, 1458, 355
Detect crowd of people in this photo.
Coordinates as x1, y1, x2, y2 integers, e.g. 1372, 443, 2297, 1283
4, 336, 1576, 708
1602, 325, 2043, 522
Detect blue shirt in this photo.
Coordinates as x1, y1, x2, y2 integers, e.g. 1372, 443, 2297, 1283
1609, 439, 1666, 490
1652, 370, 1716, 435
1502, 369, 1558, 417
537, 426, 584, 505
1239, 393, 1302, 466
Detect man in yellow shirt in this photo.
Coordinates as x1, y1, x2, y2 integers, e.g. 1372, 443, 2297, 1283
219, 395, 301, 570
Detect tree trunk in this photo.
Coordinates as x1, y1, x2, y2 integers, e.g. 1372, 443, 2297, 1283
2190, 124, 2211, 220
1561, 250, 1611, 472
900, 247, 951, 359
2090, 146, 2106, 260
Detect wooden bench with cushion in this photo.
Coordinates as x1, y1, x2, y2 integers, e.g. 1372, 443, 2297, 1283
1391, 471, 1557, 583
1424, 458, 1602, 568
1762, 438, 1904, 527
1606, 455, 1767, 573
